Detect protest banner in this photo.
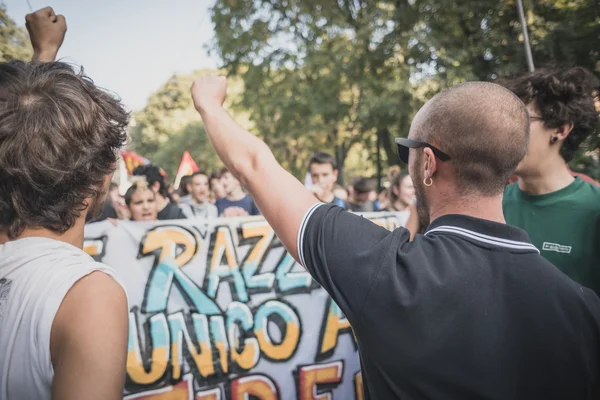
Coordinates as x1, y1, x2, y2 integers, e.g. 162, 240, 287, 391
84, 211, 408, 399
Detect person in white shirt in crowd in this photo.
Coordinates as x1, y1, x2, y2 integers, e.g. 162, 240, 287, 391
0, 7, 128, 400
178, 175, 194, 205
180, 171, 219, 219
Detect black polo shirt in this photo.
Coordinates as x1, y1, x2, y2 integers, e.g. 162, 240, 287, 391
298, 203, 600, 399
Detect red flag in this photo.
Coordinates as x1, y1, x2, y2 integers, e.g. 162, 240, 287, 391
174, 151, 199, 189
121, 151, 150, 175
120, 151, 168, 179
176, 151, 199, 177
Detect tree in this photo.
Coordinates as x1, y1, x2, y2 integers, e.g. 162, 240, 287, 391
208, 0, 599, 181
128, 70, 250, 180
210, 0, 422, 182
0, 7, 33, 62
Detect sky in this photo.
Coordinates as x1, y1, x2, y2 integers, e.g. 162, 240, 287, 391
3, 0, 219, 111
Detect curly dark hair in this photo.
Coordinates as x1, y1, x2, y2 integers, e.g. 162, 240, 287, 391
0, 61, 129, 239
133, 164, 168, 198
500, 67, 599, 162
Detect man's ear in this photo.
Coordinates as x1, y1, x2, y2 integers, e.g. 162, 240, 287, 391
423, 147, 438, 178
554, 122, 574, 142
152, 181, 160, 193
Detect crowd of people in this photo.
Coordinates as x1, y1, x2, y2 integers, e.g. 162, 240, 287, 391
1, 5, 600, 400
96, 155, 420, 228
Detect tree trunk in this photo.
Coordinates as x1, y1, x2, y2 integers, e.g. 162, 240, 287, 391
335, 144, 346, 185
380, 128, 400, 169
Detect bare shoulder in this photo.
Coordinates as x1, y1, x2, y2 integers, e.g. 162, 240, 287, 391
51, 269, 127, 350
50, 270, 128, 400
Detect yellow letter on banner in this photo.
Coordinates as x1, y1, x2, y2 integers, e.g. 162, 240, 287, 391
297, 361, 344, 400
127, 313, 170, 386
318, 299, 352, 360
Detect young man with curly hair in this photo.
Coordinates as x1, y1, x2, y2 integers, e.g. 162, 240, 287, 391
502, 67, 600, 294
0, 7, 129, 400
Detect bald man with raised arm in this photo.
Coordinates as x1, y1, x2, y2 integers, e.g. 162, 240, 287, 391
191, 76, 600, 399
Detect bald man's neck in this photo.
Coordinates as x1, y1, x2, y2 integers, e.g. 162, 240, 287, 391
428, 194, 506, 225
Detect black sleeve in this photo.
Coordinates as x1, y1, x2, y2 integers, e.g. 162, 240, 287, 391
175, 205, 187, 219
250, 198, 261, 216
96, 201, 117, 221
298, 203, 408, 323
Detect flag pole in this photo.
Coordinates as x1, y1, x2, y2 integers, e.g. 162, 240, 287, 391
516, 0, 535, 72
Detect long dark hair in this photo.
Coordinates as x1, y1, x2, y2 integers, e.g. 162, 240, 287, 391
389, 172, 410, 206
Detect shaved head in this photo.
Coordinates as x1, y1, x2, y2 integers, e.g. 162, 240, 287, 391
410, 82, 529, 196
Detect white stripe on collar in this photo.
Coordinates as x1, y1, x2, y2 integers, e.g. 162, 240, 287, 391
297, 202, 325, 267
426, 225, 540, 253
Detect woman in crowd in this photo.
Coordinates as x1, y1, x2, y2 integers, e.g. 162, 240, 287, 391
125, 180, 159, 222
385, 172, 420, 239
387, 172, 415, 212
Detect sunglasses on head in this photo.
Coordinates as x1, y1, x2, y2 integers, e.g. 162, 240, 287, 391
395, 138, 451, 164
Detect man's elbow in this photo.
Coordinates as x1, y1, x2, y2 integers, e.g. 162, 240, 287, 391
231, 141, 274, 187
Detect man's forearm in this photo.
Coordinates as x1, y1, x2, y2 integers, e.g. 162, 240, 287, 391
199, 106, 272, 185
32, 49, 58, 62
192, 75, 319, 262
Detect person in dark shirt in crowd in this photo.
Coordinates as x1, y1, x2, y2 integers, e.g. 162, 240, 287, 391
191, 75, 600, 400
95, 182, 130, 221
209, 170, 226, 202
348, 177, 377, 212
178, 175, 193, 205
180, 171, 218, 219
216, 167, 260, 217
502, 67, 600, 294
167, 184, 180, 205
333, 184, 348, 203
307, 152, 347, 209
96, 182, 118, 221
132, 165, 185, 220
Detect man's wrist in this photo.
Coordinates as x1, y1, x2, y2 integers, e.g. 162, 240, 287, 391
197, 102, 223, 117
32, 48, 58, 62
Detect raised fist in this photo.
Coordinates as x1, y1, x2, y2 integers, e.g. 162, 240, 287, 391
311, 184, 325, 201
26, 7, 67, 62
191, 75, 227, 113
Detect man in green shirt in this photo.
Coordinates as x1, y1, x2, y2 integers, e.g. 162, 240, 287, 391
502, 67, 600, 294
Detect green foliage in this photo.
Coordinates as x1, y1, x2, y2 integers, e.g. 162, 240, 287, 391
151, 121, 222, 179
207, 0, 599, 182
128, 70, 249, 180
134, 1, 599, 183
0, 7, 32, 62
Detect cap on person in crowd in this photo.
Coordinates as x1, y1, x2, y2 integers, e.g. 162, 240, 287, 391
352, 177, 375, 194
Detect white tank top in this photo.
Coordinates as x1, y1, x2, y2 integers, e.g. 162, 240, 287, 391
0, 237, 126, 400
